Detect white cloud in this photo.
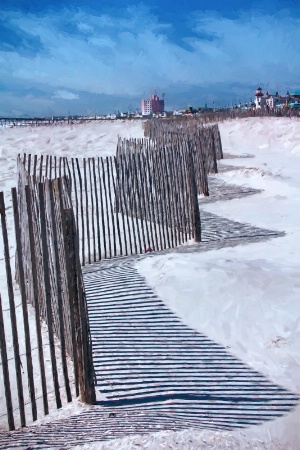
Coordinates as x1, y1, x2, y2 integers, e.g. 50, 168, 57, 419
76, 22, 94, 34
53, 90, 80, 100
88, 36, 116, 48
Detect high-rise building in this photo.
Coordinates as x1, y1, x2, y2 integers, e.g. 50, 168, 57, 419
141, 94, 165, 115
141, 99, 152, 115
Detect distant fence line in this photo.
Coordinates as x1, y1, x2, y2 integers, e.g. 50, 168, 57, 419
165, 107, 297, 123
185, 108, 296, 123
0, 117, 100, 128
0, 106, 297, 129
142, 122, 223, 195
0, 169, 95, 431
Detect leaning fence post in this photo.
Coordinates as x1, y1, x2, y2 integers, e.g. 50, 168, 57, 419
62, 208, 96, 405
187, 152, 201, 242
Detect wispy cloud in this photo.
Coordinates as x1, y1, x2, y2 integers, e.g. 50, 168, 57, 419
53, 90, 79, 100
1, 3, 300, 115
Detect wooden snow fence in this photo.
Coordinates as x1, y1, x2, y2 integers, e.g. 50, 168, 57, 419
144, 121, 223, 164
0, 165, 95, 431
143, 122, 223, 194
114, 123, 224, 245
19, 123, 223, 265
115, 137, 202, 247
21, 155, 200, 265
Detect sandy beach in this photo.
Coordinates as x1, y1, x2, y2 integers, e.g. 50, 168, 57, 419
0, 116, 299, 448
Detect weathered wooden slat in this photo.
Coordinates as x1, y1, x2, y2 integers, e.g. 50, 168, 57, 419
71, 158, 79, 242
38, 183, 62, 409
143, 148, 158, 251
39, 155, 44, 182
83, 158, 91, 264
64, 157, 72, 193
12, 187, 37, 422
57, 180, 80, 398
62, 208, 96, 404
131, 153, 145, 253
97, 157, 107, 260
117, 155, 132, 255
101, 157, 112, 259
27, 153, 32, 175
63, 157, 67, 180
126, 152, 140, 254
49, 155, 53, 179
0, 293, 15, 431
157, 147, 170, 249
114, 156, 127, 255
0, 192, 26, 427
45, 155, 49, 179
88, 159, 96, 262
162, 146, 175, 248
33, 155, 38, 181
59, 157, 63, 178
49, 181, 72, 403
92, 158, 101, 260
139, 152, 155, 251
76, 158, 85, 265
187, 152, 201, 242
153, 149, 166, 249
106, 157, 117, 257
25, 184, 49, 416
110, 157, 122, 256
167, 146, 180, 246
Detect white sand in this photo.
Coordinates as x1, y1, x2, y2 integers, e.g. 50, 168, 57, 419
0, 120, 144, 193
1, 117, 299, 448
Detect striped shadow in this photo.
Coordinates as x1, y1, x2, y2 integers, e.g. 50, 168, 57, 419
84, 261, 298, 433
201, 177, 263, 203
200, 210, 282, 243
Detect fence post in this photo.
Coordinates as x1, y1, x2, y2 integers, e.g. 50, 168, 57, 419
211, 131, 218, 174
62, 208, 96, 404
187, 152, 201, 242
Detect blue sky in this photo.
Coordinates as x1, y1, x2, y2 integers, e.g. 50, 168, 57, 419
1, 0, 300, 116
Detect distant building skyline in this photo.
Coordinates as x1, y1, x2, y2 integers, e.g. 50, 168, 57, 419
254, 87, 300, 110
141, 94, 165, 116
